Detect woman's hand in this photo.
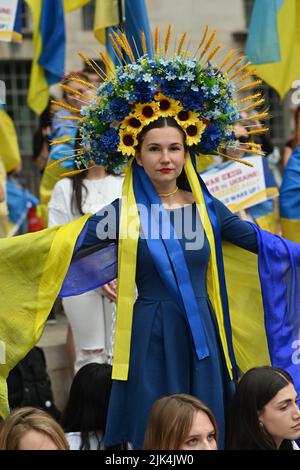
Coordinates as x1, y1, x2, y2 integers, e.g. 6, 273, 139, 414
101, 280, 117, 302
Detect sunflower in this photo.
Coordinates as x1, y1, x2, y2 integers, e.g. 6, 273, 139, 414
154, 93, 182, 117
184, 120, 207, 146
174, 109, 200, 129
121, 113, 143, 135
134, 101, 160, 125
118, 128, 138, 156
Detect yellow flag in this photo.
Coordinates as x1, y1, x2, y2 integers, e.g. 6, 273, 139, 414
94, 0, 119, 44
0, 109, 21, 173
25, 0, 48, 115
0, 214, 90, 418
252, 0, 300, 99
64, 0, 91, 12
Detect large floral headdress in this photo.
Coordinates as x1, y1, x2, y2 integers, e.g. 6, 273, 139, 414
50, 26, 268, 175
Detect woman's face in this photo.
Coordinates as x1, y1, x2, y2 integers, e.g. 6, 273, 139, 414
18, 429, 59, 450
136, 126, 186, 188
178, 410, 218, 450
259, 382, 300, 448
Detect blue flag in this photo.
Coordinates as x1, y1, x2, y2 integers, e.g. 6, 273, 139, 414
245, 0, 284, 64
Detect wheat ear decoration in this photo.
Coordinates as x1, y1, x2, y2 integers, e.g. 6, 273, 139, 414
177, 32, 187, 55
229, 62, 251, 80
194, 24, 208, 57
70, 77, 96, 89
206, 45, 221, 63
51, 100, 80, 114
236, 67, 257, 84
121, 32, 135, 62
99, 51, 115, 76
225, 55, 245, 74
215, 151, 253, 167
46, 155, 78, 169
78, 51, 103, 79
164, 24, 172, 55
141, 31, 147, 55
239, 93, 261, 103
219, 49, 236, 70
154, 26, 159, 55
247, 127, 269, 135
238, 111, 268, 121
238, 79, 262, 91
199, 29, 217, 61
239, 98, 265, 113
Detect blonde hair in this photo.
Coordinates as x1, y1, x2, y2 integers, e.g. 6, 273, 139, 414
143, 394, 218, 450
0, 407, 69, 450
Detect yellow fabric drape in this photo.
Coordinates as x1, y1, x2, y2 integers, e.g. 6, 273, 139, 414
0, 109, 21, 173
281, 218, 300, 243
223, 243, 270, 372
63, 0, 91, 12
184, 153, 233, 378
0, 214, 90, 418
94, 0, 119, 44
112, 162, 140, 380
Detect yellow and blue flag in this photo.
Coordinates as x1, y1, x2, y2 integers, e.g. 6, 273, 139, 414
280, 147, 300, 243
0, 105, 21, 173
94, 0, 152, 63
0, 0, 22, 43
26, 0, 66, 114
63, 0, 91, 11
245, 0, 300, 99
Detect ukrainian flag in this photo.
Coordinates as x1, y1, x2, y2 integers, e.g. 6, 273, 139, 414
94, 0, 152, 63
0, 105, 21, 173
245, 0, 300, 99
26, 0, 66, 114
63, 0, 90, 11
280, 147, 300, 243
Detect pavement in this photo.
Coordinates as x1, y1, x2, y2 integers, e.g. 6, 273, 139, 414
37, 311, 72, 413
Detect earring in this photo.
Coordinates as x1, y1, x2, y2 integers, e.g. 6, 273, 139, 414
259, 421, 264, 427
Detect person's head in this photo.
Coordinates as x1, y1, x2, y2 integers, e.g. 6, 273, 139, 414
61, 71, 89, 110
61, 363, 112, 450
227, 366, 300, 450
136, 117, 188, 191
143, 394, 218, 450
0, 407, 69, 450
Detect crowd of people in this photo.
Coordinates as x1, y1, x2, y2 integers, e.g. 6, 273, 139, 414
0, 25, 300, 452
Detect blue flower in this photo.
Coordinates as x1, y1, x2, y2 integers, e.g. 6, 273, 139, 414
109, 98, 131, 120
98, 128, 120, 153
161, 79, 187, 99
132, 81, 153, 103
182, 90, 204, 111
199, 124, 223, 153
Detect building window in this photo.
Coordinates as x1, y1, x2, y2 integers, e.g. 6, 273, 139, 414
82, 0, 95, 31
0, 60, 37, 156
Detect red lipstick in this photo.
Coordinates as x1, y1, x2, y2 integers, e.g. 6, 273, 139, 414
159, 168, 172, 173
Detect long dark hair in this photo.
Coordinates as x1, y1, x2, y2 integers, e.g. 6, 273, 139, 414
71, 170, 88, 215
227, 366, 294, 450
61, 363, 112, 450
136, 117, 190, 191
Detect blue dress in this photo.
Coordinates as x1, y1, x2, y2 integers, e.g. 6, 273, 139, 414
82, 198, 257, 449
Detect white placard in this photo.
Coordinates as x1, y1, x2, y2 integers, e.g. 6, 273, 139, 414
201, 156, 275, 212
0, 0, 20, 42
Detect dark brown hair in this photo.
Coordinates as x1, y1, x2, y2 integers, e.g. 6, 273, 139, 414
136, 117, 190, 190
227, 366, 295, 450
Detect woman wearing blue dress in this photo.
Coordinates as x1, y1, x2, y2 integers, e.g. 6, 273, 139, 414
80, 117, 258, 449
0, 28, 299, 450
